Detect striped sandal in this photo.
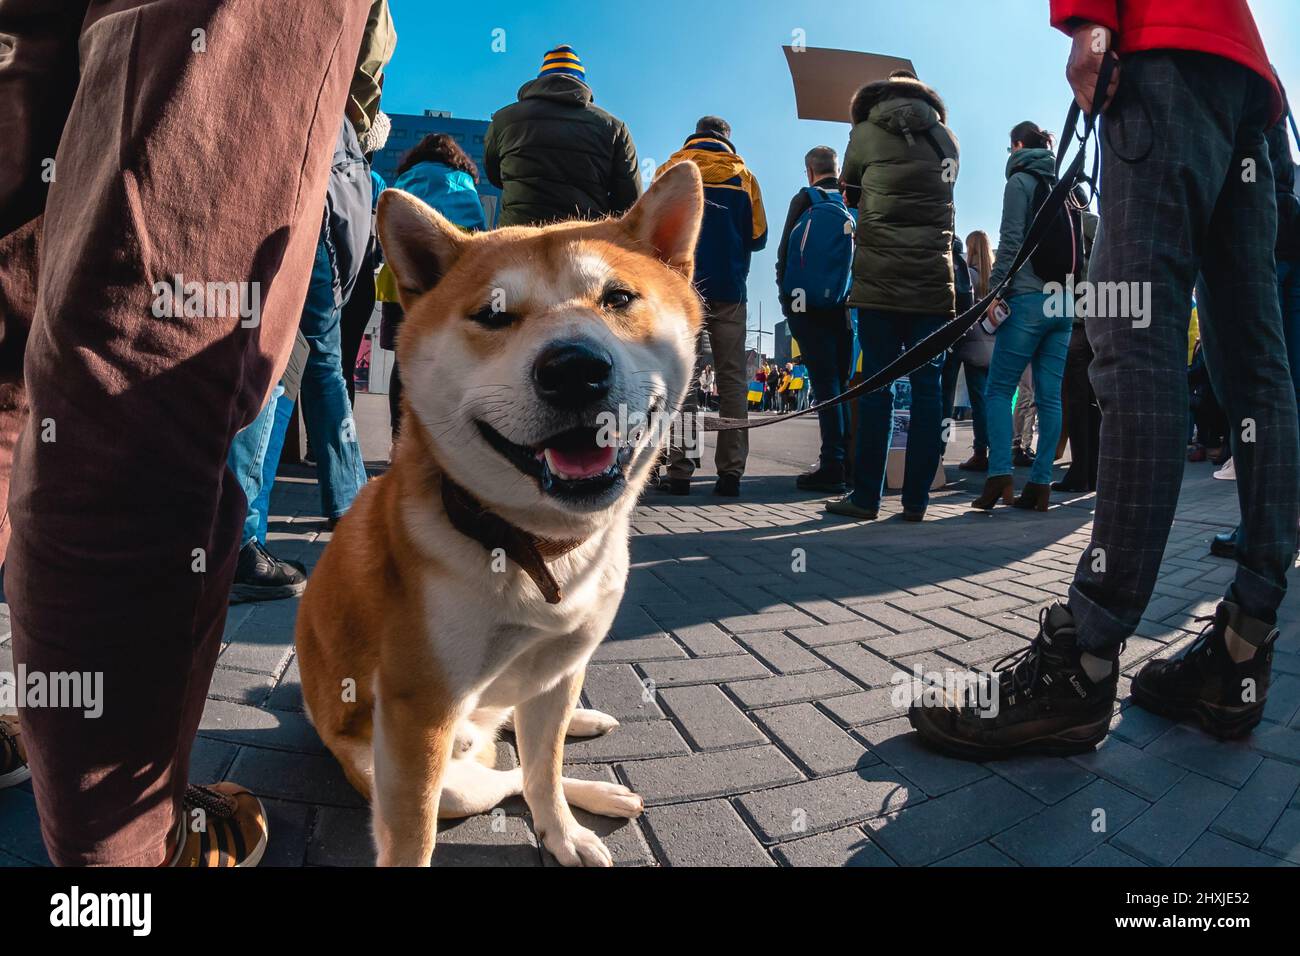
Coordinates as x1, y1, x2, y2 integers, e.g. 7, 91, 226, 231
170, 782, 269, 867
0, 714, 30, 790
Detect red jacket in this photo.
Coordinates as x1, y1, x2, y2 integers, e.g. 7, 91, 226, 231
1050, 0, 1282, 120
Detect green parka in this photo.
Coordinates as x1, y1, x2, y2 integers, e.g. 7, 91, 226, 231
842, 76, 959, 317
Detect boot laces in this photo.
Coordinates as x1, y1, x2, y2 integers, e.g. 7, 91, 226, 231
991, 607, 1054, 699
1164, 613, 1219, 673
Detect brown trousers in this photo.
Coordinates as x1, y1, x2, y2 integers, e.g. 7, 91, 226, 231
0, 0, 368, 865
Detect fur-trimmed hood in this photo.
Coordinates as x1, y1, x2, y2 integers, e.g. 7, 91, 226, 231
850, 76, 947, 128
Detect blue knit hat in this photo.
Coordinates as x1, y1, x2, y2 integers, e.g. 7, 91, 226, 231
539, 44, 585, 81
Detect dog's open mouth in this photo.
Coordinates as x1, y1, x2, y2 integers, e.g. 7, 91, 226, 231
476, 420, 633, 501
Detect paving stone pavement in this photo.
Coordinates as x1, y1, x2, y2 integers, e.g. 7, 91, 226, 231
2, 408, 1299, 867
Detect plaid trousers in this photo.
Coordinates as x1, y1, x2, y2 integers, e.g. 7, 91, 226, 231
1070, 51, 1300, 652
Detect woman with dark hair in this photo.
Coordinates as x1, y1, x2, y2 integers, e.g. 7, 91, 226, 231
972, 121, 1072, 512
376, 134, 488, 442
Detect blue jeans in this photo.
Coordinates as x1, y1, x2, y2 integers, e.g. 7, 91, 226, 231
300, 231, 367, 520
986, 292, 1071, 484
850, 309, 947, 512
786, 308, 853, 465
228, 385, 285, 547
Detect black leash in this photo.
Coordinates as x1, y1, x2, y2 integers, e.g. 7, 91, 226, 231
705, 54, 1117, 433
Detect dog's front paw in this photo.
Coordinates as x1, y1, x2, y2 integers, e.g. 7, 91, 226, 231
566, 779, 644, 818
567, 708, 620, 738
540, 823, 614, 867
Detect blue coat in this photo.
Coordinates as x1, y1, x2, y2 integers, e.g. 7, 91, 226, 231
392, 161, 486, 232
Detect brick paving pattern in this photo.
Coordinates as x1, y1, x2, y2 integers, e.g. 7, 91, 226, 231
2, 412, 1298, 867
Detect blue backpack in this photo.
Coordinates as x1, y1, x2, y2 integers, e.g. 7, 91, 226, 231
780, 186, 855, 309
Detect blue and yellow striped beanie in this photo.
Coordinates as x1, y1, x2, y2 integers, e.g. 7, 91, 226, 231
539, 45, 585, 81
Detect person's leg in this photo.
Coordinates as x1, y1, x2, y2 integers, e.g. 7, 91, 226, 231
1027, 313, 1072, 486
709, 301, 749, 480
1070, 52, 1263, 653
299, 231, 368, 522
1196, 154, 1298, 626
847, 312, 904, 512
899, 315, 947, 513
6, 0, 366, 865
1013, 368, 1035, 453
340, 243, 376, 408
0, 0, 86, 563
228, 384, 285, 548
380, 300, 404, 439
965, 363, 989, 456
1059, 325, 1092, 486
1279, 259, 1300, 445
983, 305, 1039, 477
941, 349, 961, 425
666, 331, 704, 483
787, 310, 846, 466
253, 391, 297, 544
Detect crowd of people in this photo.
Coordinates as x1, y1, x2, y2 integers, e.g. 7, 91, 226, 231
0, 0, 1296, 868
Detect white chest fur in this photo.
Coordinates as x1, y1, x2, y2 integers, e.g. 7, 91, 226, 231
412, 508, 630, 705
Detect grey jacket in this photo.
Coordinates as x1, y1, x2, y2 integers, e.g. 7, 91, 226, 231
989, 147, 1057, 298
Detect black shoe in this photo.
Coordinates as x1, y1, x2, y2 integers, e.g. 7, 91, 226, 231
230, 540, 307, 604
1131, 600, 1277, 740
1012, 447, 1036, 468
1052, 471, 1092, 493
796, 461, 847, 493
657, 478, 691, 496
908, 604, 1117, 760
1210, 527, 1239, 559
901, 509, 925, 522
713, 474, 741, 497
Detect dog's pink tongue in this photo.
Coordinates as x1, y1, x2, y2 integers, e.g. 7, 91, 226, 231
544, 443, 618, 480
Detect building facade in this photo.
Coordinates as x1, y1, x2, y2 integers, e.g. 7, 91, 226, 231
371, 110, 501, 227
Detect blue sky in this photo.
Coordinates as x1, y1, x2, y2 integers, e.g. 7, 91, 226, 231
383, 0, 1300, 349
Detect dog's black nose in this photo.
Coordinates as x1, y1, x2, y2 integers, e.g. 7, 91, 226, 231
533, 340, 614, 409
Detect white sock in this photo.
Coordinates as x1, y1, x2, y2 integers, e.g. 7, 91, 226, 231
1079, 651, 1115, 683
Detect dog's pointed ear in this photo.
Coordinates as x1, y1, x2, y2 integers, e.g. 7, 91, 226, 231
377, 189, 468, 300
621, 161, 704, 279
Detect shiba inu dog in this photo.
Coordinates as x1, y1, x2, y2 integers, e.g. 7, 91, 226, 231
295, 162, 704, 866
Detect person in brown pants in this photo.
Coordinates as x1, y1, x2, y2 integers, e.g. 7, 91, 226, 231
0, 0, 370, 866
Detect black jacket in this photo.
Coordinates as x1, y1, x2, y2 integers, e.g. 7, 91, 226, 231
484, 75, 641, 227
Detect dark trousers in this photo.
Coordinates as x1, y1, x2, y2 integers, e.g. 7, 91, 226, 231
381, 301, 405, 438
942, 352, 989, 456
1059, 324, 1100, 489
342, 242, 377, 407
1069, 51, 1299, 652
850, 309, 947, 513
786, 306, 854, 465
0, 0, 367, 864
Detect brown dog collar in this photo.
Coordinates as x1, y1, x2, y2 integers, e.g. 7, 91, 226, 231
439, 476, 586, 604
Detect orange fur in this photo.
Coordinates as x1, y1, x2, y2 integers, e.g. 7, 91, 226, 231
296, 162, 705, 866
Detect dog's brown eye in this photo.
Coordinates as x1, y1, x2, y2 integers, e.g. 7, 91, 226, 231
468, 306, 519, 329
601, 288, 638, 311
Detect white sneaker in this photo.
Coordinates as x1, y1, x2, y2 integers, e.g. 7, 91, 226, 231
1213, 457, 1236, 481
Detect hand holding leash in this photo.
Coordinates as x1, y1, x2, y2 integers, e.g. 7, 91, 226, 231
1067, 24, 1121, 113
